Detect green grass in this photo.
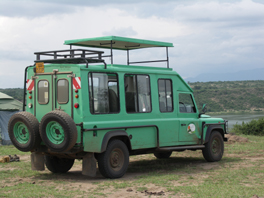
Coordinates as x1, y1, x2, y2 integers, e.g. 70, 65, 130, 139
0, 145, 26, 156
1, 135, 264, 197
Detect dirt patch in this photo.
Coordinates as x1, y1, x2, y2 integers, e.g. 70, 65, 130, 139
226, 134, 248, 143
251, 195, 264, 198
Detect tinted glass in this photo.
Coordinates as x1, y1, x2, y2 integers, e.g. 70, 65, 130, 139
57, 79, 69, 104
89, 73, 119, 114
125, 74, 151, 113
38, 80, 49, 104
179, 93, 196, 113
158, 79, 173, 112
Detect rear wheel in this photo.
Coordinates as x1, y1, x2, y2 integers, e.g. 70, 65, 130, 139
8, 112, 41, 152
39, 110, 77, 152
97, 139, 129, 179
44, 155, 74, 173
154, 151, 172, 159
202, 131, 224, 162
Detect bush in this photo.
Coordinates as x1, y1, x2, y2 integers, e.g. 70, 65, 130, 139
231, 118, 264, 136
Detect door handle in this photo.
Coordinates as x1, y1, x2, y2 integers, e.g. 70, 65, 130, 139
181, 124, 186, 126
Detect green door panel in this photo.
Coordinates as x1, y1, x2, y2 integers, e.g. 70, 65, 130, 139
35, 73, 72, 120
179, 119, 200, 143
55, 74, 72, 116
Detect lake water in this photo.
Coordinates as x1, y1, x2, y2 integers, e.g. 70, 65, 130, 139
209, 113, 264, 129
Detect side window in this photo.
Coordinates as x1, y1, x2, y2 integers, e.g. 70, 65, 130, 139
158, 79, 173, 112
88, 73, 119, 114
125, 74, 151, 113
38, 80, 49, 104
179, 93, 196, 113
57, 79, 69, 104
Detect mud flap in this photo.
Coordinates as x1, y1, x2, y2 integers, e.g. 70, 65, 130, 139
82, 153, 96, 177
31, 153, 45, 171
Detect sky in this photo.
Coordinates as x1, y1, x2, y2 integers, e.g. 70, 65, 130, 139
0, 0, 264, 88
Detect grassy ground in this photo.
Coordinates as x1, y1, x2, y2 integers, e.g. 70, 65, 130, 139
0, 135, 264, 198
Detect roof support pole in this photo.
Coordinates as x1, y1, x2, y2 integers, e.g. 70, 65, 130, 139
166, 47, 169, 68
127, 49, 130, 65
111, 41, 113, 64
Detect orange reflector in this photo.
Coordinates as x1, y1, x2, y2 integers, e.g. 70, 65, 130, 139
29, 96, 32, 99
74, 103, 79, 108
75, 95, 79, 98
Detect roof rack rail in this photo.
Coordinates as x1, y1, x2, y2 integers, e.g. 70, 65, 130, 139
34, 49, 107, 69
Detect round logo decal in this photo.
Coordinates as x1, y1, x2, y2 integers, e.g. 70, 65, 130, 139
187, 124, 196, 134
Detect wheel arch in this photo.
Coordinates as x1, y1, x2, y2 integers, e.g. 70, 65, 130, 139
204, 125, 224, 144
100, 130, 131, 153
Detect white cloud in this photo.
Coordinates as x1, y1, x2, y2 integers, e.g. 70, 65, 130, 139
0, 0, 264, 87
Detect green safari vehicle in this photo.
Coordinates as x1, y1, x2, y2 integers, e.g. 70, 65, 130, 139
8, 36, 228, 178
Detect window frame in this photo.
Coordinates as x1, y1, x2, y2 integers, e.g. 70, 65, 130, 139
57, 78, 69, 104
158, 78, 174, 113
88, 72, 120, 115
37, 79, 49, 105
124, 73, 152, 114
178, 92, 197, 113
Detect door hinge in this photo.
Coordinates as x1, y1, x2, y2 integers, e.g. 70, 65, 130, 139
55, 106, 64, 111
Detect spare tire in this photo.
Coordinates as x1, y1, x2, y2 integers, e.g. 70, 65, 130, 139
8, 112, 41, 152
39, 110, 77, 152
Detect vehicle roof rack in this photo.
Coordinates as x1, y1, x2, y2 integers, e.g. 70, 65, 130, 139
34, 49, 107, 68
64, 36, 174, 68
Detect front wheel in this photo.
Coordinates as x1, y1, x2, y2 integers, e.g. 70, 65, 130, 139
202, 131, 224, 162
97, 139, 129, 179
44, 155, 75, 173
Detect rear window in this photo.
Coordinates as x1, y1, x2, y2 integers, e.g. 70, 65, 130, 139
57, 79, 69, 104
38, 80, 49, 104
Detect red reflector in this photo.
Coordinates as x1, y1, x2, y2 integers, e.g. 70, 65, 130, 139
29, 91, 32, 94
74, 103, 79, 108
75, 89, 78, 93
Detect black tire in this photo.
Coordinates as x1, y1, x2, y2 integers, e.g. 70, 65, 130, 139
44, 155, 74, 173
8, 112, 41, 152
202, 131, 224, 162
39, 110, 77, 152
154, 151, 172, 159
97, 139, 129, 179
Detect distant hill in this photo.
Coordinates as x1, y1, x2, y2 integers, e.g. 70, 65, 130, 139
189, 80, 264, 112
2, 80, 264, 113
185, 68, 264, 82
0, 88, 24, 102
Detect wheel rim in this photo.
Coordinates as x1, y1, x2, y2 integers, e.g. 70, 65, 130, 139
212, 138, 221, 155
109, 148, 124, 172
46, 121, 65, 144
14, 122, 29, 144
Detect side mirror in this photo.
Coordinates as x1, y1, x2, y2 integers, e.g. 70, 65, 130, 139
202, 104, 207, 114
199, 104, 207, 118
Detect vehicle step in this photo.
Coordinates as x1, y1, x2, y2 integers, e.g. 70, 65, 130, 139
157, 145, 205, 152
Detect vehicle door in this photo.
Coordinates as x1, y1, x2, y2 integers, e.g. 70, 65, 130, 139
34, 67, 73, 120
178, 93, 200, 144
